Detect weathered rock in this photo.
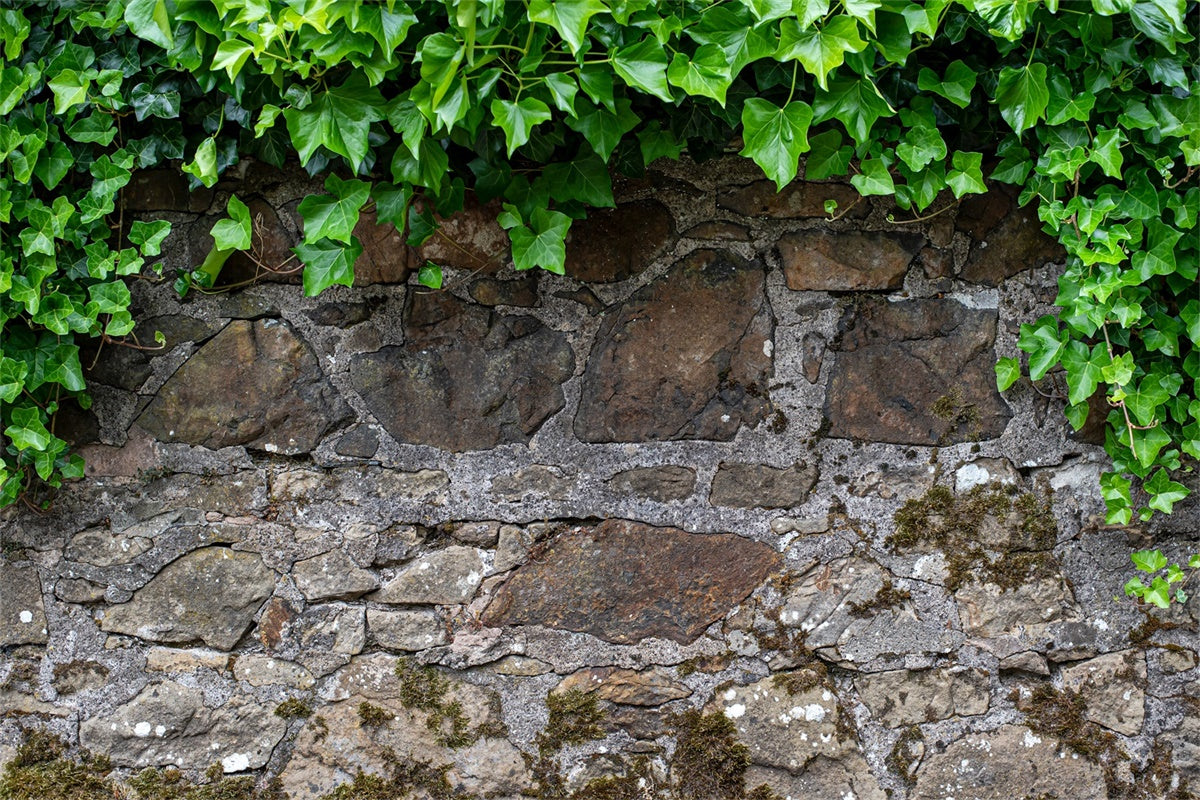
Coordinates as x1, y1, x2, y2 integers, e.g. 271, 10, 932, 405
145, 646, 229, 674
1060, 650, 1146, 735
566, 200, 675, 282
709, 462, 818, 509
416, 195, 508, 272
79, 681, 286, 772
801, 332, 825, 383
66, 528, 154, 566
1175, 710, 1200, 781
999, 651, 1051, 675
494, 525, 535, 572
52, 661, 110, 695
138, 319, 351, 454
469, 274, 539, 307
350, 293, 574, 451
956, 185, 1063, 285
0, 565, 47, 646
372, 546, 486, 605
374, 524, 429, 566
367, 608, 448, 651
956, 575, 1078, 639
125, 169, 212, 212
353, 207, 416, 284
708, 675, 849, 772
491, 465, 574, 502
826, 299, 1011, 445
261, 603, 365, 677
856, 667, 990, 727
746, 757, 886, 800
575, 250, 773, 443
779, 230, 921, 291
292, 549, 378, 602
451, 522, 500, 547
55, 578, 107, 603
683, 220, 750, 241
482, 519, 780, 644
232, 655, 314, 689
101, 547, 275, 650
306, 300, 374, 329
333, 426, 379, 459
608, 466, 697, 503
910, 724, 1107, 800
218, 199, 299, 285
555, 667, 691, 706
718, 180, 864, 219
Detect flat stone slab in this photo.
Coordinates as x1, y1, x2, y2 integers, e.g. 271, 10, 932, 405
350, 293, 573, 451
856, 667, 990, 727
1061, 649, 1146, 735
575, 249, 773, 443
482, 519, 780, 644
566, 200, 675, 283
779, 230, 921, 291
0, 565, 47, 646
718, 180, 864, 219
138, 319, 350, 454
709, 462, 818, 508
826, 298, 1011, 445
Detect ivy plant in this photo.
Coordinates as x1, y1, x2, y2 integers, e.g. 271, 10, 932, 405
0, 0, 1196, 602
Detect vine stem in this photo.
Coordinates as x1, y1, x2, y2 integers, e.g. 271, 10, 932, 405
888, 201, 958, 225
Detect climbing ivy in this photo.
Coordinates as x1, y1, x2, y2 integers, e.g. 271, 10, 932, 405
0, 1, 1197, 597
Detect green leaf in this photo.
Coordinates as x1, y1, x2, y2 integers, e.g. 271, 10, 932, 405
49, 69, 90, 115
946, 151, 986, 198
211, 194, 253, 251
372, 183, 413, 228
298, 176, 372, 245
916, 60, 977, 108
212, 39, 254, 81
1046, 72, 1095, 125
417, 262, 443, 289
1017, 315, 1065, 381
1125, 374, 1170, 427
87, 280, 132, 316
491, 97, 553, 157
777, 15, 866, 91
542, 151, 615, 207
182, 137, 218, 188
850, 157, 895, 196
528, 0, 606, 55
128, 219, 172, 257
32, 140, 74, 191
896, 125, 947, 171
804, 129, 853, 179
564, 98, 640, 162
1090, 127, 1124, 178
1065, 401, 1090, 431
66, 112, 117, 145
995, 63, 1049, 134
667, 45, 732, 105
295, 237, 364, 296
1101, 471, 1133, 525
689, 6, 777, 75
509, 207, 572, 274
1060, 341, 1107, 405
5, 406, 51, 451
543, 73, 579, 115
124, 0, 173, 50
1145, 470, 1189, 514
1130, 424, 1171, 469
740, 98, 813, 191
0, 357, 28, 403
1131, 548, 1169, 573
283, 74, 387, 170
813, 76, 895, 145
612, 37, 672, 103
995, 357, 1021, 391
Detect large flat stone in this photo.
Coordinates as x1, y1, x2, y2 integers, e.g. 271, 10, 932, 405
482, 519, 780, 644
709, 462, 818, 509
1060, 650, 1146, 735
371, 546, 485, 605
566, 200, 675, 282
779, 230, 921, 291
575, 250, 773, 443
856, 667, 990, 727
100, 546, 275, 650
718, 180, 864, 219
138, 319, 350, 454
826, 298, 1011, 445
0, 565, 47, 646
956, 185, 1063, 285
350, 293, 574, 451
746, 757, 886, 800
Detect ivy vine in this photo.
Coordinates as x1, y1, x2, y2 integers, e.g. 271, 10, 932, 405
0, 0, 1196, 599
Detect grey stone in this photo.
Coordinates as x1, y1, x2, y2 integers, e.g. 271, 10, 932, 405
488, 655, 552, 676
450, 521, 500, 547
232, 655, 315, 689
292, 549, 378, 602
374, 524, 428, 566
372, 546, 486, 605
1160, 647, 1197, 673
100, 547, 274, 651
608, 466, 697, 503
746, 757, 886, 800
79, 681, 286, 772
856, 667, 990, 727
0, 566, 47, 646
801, 332, 825, 383
1175, 710, 1200, 781
367, 608, 448, 651
52, 661, 110, 695
491, 465, 574, 502
999, 651, 1050, 675
911, 724, 1107, 800
494, 525, 535, 572
1061, 650, 1146, 735
333, 426, 379, 458
709, 462, 818, 509
289, 604, 366, 677
55, 578, 107, 603
956, 575, 1078, 639
66, 527, 154, 567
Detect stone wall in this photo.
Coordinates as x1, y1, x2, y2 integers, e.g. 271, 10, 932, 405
2, 156, 1198, 800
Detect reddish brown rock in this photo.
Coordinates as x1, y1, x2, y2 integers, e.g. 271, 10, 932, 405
779, 230, 922, 291
416, 195, 508, 272
469, 274, 539, 307
683, 221, 750, 241
955, 186, 1063, 285
718, 180, 865, 219
219, 198, 302, 286
125, 169, 212, 213
137, 319, 351, 454
566, 200, 676, 282
354, 208, 417, 285
825, 299, 1011, 445
481, 519, 781, 644
554, 667, 692, 706
349, 293, 574, 451
575, 250, 773, 443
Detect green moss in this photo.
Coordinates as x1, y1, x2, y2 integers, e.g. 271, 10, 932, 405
670, 711, 749, 800
0, 731, 114, 800
676, 653, 732, 678
127, 765, 283, 800
745, 785, 783, 800
884, 726, 923, 788
357, 702, 394, 728
848, 578, 912, 618
540, 689, 605, 753
319, 756, 461, 800
273, 699, 312, 720
393, 658, 493, 749
567, 758, 656, 800
930, 388, 981, 441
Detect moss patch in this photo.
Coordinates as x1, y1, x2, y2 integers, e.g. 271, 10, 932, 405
128, 764, 283, 800
319, 752, 462, 800
393, 657, 503, 749
0, 731, 114, 800
541, 689, 606, 753
356, 702, 395, 728
670, 711, 749, 800
884, 725, 923, 788
273, 699, 312, 720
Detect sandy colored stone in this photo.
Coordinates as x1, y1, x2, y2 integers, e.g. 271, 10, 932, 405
372, 546, 485, 605
709, 462, 818, 509
555, 667, 691, 706
292, 549, 378, 601
0, 565, 47, 646
1060, 650, 1146, 735
856, 667, 990, 727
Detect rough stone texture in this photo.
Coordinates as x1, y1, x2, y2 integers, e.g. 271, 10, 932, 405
576, 250, 773, 442
138, 319, 350, 454
718, 180, 864, 219
353, 208, 415, 284
910, 725, 1108, 800
101, 547, 275, 650
779, 230, 922, 291
415, 195, 508, 272
350, 292, 574, 451
555, 667, 691, 706
79, 681, 286, 772
0, 566, 47, 646
746, 758, 886, 800
956, 575, 1078, 639
491, 465, 574, 502
566, 200, 675, 282
372, 546, 486, 605
482, 519, 780, 644
956, 185, 1064, 285
608, 466, 696, 503
292, 549, 379, 602
1060, 650, 1146, 735
67, 528, 154, 566
367, 608, 448, 651
826, 298, 1011, 445
232, 655, 314, 689
333, 426, 379, 458
1176, 711, 1200, 781
856, 667, 990, 727
709, 462, 818, 509
470, 274, 538, 307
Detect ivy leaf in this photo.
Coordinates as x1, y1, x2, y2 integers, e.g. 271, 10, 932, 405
850, 157, 895, 196
1145, 470, 1189, 514
32, 140, 73, 191
66, 111, 116, 145
1130, 424, 1171, 469
995, 357, 1021, 391
1125, 374, 1170, 427
776, 15, 866, 91
283, 74, 387, 170
1046, 72, 1095, 125
612, 37, 672, 103
182, 136, 218, 187
49, 69, 90, 114
211, 194, 253, 251
542, 151, 615, 207
212, 39, 254, 81
1090, 127, 1124, 178
0, 357, 28, 403
372, 183, 412, 228
1131, 548, 1169, 573
804, 129, 853, 179
667, 45, 732, 105
5, 406, 51, 451
491, 97, 553, 157
1060, 341, 1108, 405
812, 76, 895, 145
916, 60, 976, 108
1017, 315, 1066, 381
896, 125, 947, 171
124, 0, 173, 50
417, 262, 443, 290
564, 98, 640, 161
128, 219, 172, 257
509, 207, 571, 274
740, 98, 812, 191
746, 0, 797, 23
996, 63, 1049, 133
298, 176, 371, 245
295, 236, 363, 296
1101, 471, 1133, 525
528, 0, 605, 55
946, 151, 986, 197
543, 73, 579, 115
689, 5, 777, 75
1065, 401, 1090, 431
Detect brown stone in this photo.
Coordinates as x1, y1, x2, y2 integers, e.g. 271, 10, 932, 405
469, 274, 539, 307
608, 466, 697, 502
825, 298, 1011, 445
554, 667, 691, 706
138, 319, 351, 454
350, 293, 574, 451
779, 230, 922, 291
416, 195, 508, 272
353, 208, 417, 285
920, 245, 955, 279
0, 565, 48, 646
1060, 650, 1146, 735
955, 186, 1063, 284
575, 250, 773, 443
683, 221, 750, 241
481, 519, 780, 644
566, 200, 675, 282
717, 180, 865, 219
125, 169, 212, 212
709, 462, 818, 509
220, 198, 301, 285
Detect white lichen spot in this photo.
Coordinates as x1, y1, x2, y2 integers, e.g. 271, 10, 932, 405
155, 725, 167, 737
821, 690, 832, 702
18, 610, 32, 623
803, 704, 827, 722
720, 414, 731, 423
762, 340, 773, 358
134, 722, 152, 738
1093, 618, 1109, 631
725, 703, 746, 719
1023, 730, 1042, 748
222, 753, 251, 772
724, 688, 737, 701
